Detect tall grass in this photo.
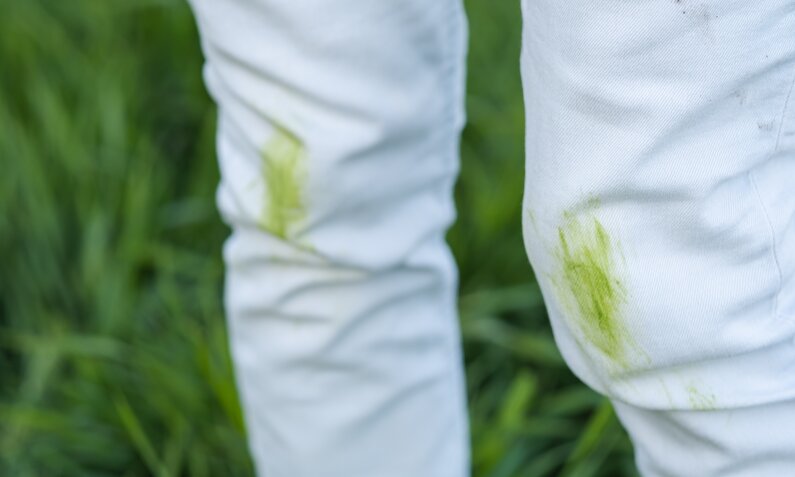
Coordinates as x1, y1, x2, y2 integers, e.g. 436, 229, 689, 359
0, 0, 638, 475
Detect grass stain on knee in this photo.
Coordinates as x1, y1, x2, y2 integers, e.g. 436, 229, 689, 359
553, 210, 636, 370
259, 126, 307, 240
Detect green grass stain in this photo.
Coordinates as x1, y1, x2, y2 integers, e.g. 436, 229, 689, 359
259, 126, 307, 240
552, 208, 637, 371
686, 384, 717, 411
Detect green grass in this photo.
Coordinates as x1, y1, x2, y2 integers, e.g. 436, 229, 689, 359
0, 0, 638, 475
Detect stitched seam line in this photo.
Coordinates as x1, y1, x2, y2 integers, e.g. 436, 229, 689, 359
748, 170, 783, 318
774, 69, 795, 152
753, 64, 795, 320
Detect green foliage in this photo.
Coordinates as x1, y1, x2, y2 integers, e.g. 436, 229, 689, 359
0, 0, 637, 475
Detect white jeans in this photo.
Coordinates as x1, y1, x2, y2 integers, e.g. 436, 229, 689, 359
188, 1, 795, 475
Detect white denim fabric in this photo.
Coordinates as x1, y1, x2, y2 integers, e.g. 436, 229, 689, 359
520, 1, 795, 475
188, 1, 469, 476
189, 0, 795, 476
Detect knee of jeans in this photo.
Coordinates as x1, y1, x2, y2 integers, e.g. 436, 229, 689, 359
521, 187, 795, 411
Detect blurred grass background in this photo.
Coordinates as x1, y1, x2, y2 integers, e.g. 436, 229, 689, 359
0, 0, 638, 475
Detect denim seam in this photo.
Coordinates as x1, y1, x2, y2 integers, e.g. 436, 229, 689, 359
774, 68, 795, 152
750, 65, 795, 321
748, 169, 783, 320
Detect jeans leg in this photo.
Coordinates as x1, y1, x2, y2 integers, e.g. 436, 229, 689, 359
188, 1, 470, 475
520, 0, 795, 474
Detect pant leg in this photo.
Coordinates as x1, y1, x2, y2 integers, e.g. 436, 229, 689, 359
612, 397, 795, 476
520, 0, 795, 475
187, 2, 469, 476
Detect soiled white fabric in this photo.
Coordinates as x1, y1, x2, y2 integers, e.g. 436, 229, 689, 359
520, 0, 795, 475
189, 0, 795, 475
188, 1, 469, 476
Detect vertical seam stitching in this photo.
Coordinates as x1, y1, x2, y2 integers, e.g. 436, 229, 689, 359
751, 64, 795, 320
774, 69, 795, 152
748, 170, 783, 318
